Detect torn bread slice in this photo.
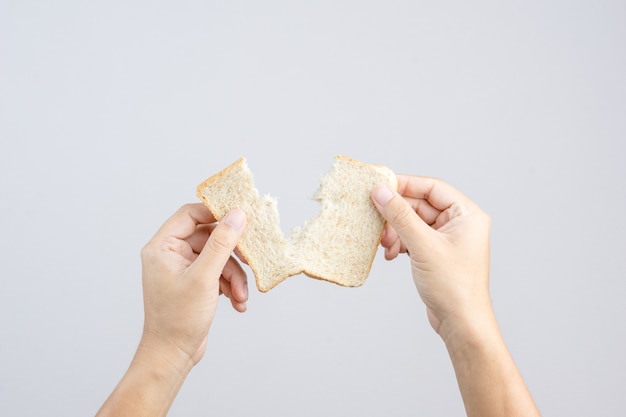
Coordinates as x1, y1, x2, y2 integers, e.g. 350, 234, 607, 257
196, 155, 397, 292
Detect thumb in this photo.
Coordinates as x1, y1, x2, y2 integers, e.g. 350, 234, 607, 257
192, 209, 247, 280
371, 185, 430, 253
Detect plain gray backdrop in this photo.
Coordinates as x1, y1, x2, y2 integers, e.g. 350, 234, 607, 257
1, 1, 625, 416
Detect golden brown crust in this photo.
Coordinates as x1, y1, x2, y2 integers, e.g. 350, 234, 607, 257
195, 157, 247, 216
196, 155, 396, 292
195, 157, 267, 291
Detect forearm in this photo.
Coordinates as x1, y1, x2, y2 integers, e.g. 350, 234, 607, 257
441, 311, 541, 417
96, 340, 193, 417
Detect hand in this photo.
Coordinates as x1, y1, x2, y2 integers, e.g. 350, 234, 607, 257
372, 177, 541, 417
96, 203, 248, 417
371, 175, 492, 339
139, 203, 248, 367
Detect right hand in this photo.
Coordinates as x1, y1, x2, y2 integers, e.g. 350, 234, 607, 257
139, 204, 247, 368
371, 175, 492, 339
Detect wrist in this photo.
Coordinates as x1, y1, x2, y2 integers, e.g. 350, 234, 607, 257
96, 337, 194, 417
134, 334, 196, 380
436, 305, 541, 417
436, 304, 502, 354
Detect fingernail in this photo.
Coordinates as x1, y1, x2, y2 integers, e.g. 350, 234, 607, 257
223, 209, 246, 232
373, 185, 395, 207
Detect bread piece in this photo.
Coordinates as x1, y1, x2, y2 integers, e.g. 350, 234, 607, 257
196, 155, 397, 292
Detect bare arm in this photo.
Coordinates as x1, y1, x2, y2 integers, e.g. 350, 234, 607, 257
95, 343, 193, 417
96, 204, 247, 417
372, 176, 540, 417
441, 308, 538, 417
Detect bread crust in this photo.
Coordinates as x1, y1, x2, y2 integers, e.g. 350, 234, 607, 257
195, 157, 267, 290
196, 155, 397, 292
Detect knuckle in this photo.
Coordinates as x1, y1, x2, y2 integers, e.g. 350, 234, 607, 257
473, 206, 491, 227
179, 202, 195, 212
140, 241, 158, 262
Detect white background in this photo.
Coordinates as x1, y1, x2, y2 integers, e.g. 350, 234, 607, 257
1, 1, 625, 416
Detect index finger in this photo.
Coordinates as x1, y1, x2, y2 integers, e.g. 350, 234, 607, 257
396, 175, 472, 211
153, 203, 217, 241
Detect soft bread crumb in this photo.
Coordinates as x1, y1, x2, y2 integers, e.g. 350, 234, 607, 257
196, 155, 397, 292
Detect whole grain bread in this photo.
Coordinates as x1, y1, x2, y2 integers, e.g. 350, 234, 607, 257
196, 155, 397, 292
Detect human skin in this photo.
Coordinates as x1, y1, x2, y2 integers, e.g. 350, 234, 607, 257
95, 204, 248, 417
96, 176, 541, 417
372, 175, 541, 417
